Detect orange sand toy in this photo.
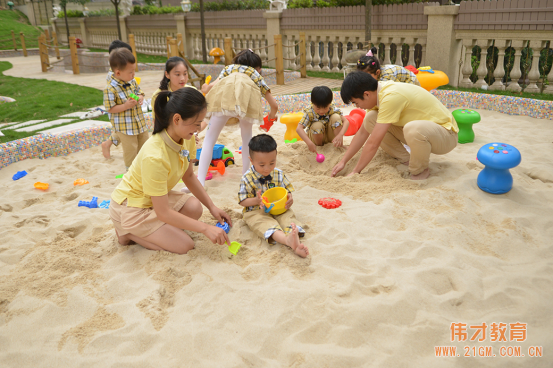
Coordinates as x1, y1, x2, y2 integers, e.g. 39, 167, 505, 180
73, 178, 89, 186
279, 112, 303, 142
34, 182, 49, 190
208, 161, 225, 175
416, 70, 449, 91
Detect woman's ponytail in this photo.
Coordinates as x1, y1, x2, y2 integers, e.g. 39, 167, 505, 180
153, 90, 172, 134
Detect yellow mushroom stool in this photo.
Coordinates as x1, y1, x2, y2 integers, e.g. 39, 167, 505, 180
209, 47, 224, 64
279, 112, 303, 143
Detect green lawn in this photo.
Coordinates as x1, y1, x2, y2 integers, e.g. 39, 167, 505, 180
0, 61, 107, 143
0, 10, 43, 50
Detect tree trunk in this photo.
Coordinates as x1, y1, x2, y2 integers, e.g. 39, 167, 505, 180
200, 0, 207, 62
365, 0, 372, 45
44, 0, 50, 25
64, 5, 69, 42
112, 0, 122, 40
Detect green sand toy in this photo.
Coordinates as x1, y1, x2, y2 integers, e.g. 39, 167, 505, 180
129, 93, 139, 101
452, 109, 481, 144
115, 174, 124, 179
228, 241, 242, 255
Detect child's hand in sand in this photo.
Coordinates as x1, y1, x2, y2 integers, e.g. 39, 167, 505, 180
285, 192, 293, 209
331, 161, 345, 177
332, 134, 344, 148
306, 141, 318, 154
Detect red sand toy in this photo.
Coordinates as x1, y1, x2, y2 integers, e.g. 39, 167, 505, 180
344, 109, 366, 136
318, 197, 342, 209
260, 115, 277, 132
208, 161, 225, 175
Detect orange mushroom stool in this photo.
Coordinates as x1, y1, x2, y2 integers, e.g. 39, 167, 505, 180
209, 47, 224, 64
279, 112, 303, 142
416, 70, 449, 91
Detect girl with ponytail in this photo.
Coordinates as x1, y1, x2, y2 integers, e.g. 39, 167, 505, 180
151, 56, 207, 150
357, 47, 420, 86
110, 87, 232, 254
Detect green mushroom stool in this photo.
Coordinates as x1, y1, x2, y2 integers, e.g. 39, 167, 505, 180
452, 109, 481, 144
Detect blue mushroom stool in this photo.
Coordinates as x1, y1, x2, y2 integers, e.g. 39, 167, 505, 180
477, 143, 521, 194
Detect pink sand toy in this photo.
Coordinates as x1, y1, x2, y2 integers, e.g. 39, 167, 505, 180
316, 154, 325, 163
344, 109, 366, 136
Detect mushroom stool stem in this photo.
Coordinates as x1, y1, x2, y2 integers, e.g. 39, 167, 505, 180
452, 109, 481, 144
477, 143, 521, 194
279, 112, 304, 143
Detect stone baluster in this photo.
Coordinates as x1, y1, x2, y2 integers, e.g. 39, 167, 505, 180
282, 35, 290, 69
206, 35, 213, 62
506, 40, 524, 92
312, 37, 321, 71
289, 36, 297, 70
475, 39, 492, 89
407, 38, 417, 67
340, 37, 348, 71
321, 36, 330, 71
331, 37, 340, 72
490, 40, 509, 91
544, 41, 553, 94
419, 39, 426, 67
393, 38, 404, 66
260, 36, 268, 63
383, 38, 392, 65
306, 36, 313, 71
524, 40, 546, 93
195, 34, 201, 60
460, 39, 475, 88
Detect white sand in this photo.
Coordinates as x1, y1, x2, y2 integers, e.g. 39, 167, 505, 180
1, 109, 552, 366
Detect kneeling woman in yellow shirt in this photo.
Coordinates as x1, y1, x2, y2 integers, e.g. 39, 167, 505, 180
110, 88, 232, 253
332, 71, 458, 180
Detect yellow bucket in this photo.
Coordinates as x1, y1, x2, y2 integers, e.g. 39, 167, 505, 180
262, 187, 288, 216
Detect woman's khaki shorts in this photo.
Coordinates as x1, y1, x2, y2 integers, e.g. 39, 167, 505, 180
109, 190, 189, 238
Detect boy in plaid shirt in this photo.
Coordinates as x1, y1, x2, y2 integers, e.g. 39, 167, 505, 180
103, 48, 148, 169
238, 134, 308, 258
101, 40, 134, 159
296, 86, 349, 154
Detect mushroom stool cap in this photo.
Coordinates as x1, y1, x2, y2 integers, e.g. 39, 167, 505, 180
477, 143, 521, 170
209, 47, 224, 56
453, 109, 481, 144
452, 109, 481, 124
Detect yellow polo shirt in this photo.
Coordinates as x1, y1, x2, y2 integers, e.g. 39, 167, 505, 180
111, 129, 196, 208
374, 81, 457, 132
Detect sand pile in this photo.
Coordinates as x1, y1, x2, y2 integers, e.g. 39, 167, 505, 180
0, 109, 552, 366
